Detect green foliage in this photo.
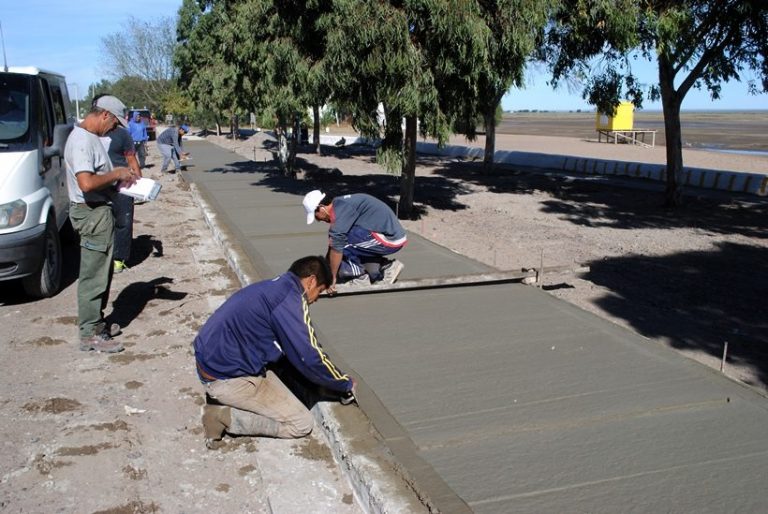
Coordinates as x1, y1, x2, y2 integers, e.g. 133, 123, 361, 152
547, 0, 768, 111
545, 0, 768, 205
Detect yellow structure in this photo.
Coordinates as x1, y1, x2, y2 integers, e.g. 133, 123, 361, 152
595, 101, 634, 131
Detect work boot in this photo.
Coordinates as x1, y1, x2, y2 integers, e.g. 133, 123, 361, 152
202, 404, 231, 449
79, 333, 124, 353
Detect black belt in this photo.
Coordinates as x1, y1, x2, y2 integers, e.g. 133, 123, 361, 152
71, 201, 109, 208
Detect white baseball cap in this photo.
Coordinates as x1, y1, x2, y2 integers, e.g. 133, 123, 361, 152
302, 190, 326, 224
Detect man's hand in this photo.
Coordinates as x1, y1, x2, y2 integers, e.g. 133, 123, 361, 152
340, 378, 357, 405
326, 277, 338, 296
116, 167, 138, 188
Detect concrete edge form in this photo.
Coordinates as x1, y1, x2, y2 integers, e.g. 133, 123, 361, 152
183, 175, 435, 513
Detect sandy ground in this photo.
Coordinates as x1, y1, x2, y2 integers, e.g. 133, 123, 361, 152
0, 146, 363, 513
208, 129, 768, 396
3, 124, 763, 511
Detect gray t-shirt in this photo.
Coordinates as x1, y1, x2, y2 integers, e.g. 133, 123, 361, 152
64, 125, 114, 203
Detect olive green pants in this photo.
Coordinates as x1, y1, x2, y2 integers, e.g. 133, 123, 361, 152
69, 203, 114, 339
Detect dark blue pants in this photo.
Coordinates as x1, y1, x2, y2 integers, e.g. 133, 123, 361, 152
111, 194, 134, 262
337, 226, 405, 281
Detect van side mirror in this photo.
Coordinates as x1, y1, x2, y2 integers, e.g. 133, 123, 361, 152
43, 123, 74, 159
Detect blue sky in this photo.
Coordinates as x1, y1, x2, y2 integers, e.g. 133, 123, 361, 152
503, 58, 768, 112
2, 0, 183, 98
3, 1, 766, 112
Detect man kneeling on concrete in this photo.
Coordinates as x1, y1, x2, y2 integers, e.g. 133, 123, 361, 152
303, 190, 407, 293
194, 256, 355, 446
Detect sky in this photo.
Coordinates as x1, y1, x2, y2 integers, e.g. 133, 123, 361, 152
3, 1, 766, 112
1, 0, 184, 99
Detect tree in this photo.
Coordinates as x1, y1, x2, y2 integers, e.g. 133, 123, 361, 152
474, 0, 549, 167
323, 0, 489, 218
176, 0, 245, 136
546, 0, 768, 206
100, 16, 179, 111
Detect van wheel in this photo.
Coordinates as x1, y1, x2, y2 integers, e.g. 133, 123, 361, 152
22, 215, 62, 298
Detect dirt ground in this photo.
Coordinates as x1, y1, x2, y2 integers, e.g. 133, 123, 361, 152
209, 129, 768, 396
2, 123, 764, 511
0, 145, 361, 513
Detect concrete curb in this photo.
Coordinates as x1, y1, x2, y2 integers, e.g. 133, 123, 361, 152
183, 177, 433, 513
416, 141, 768, 196
314, 134, 767, 197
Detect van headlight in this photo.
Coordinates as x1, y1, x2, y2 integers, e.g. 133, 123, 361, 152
0, 200, 27, 228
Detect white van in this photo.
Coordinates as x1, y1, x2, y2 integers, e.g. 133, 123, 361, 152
0, 67, 74, 297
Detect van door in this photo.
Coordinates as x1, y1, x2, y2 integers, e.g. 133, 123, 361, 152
36, 77, 69, 231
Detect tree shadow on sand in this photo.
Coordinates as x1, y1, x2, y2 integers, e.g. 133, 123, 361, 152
586, 242, 768, 390
358, 160, 768, 388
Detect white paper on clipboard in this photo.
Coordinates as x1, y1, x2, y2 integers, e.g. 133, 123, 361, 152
118, 177, 162, 201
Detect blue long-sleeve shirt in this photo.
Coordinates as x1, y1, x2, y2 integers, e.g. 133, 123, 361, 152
193, 272, 352, 393
328, 194, 406, 251
128, 119, 148, 142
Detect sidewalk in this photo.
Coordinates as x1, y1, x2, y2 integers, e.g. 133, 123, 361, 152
181, 138, 768, 513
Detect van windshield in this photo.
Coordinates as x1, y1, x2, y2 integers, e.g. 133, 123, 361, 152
0, 74, 31, 147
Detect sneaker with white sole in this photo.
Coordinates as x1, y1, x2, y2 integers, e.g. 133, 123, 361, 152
79, 333, 124, 353
334, 274, 372, 292
380, 259, 404, 284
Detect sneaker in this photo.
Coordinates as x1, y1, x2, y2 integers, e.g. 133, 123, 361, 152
380, 259, 404, 284
113, 260, 128, 273
79, 333, 124, 353
334, 274, 372, 292
202, 404, 231, 449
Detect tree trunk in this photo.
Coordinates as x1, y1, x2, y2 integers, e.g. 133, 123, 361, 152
286, 113, 299, 177
312, 104, 321, 154
276, 115, 291, 176
230, 112, 240, 140
483, 105, 496, 170
659, 57, 683, 207
398, 116, 417, 219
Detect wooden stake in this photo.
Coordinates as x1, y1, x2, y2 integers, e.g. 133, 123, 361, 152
538, 249, 544, 288
720, 341, 729, 372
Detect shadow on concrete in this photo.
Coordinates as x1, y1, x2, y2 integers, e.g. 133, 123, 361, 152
585, 242, 768, 390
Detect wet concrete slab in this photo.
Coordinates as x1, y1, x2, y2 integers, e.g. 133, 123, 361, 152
184, 139, 768, 513
312, 283, 768, 513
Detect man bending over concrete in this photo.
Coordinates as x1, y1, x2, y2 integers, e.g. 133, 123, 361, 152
194, 256, 355, 447
302, 190, 407, 293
